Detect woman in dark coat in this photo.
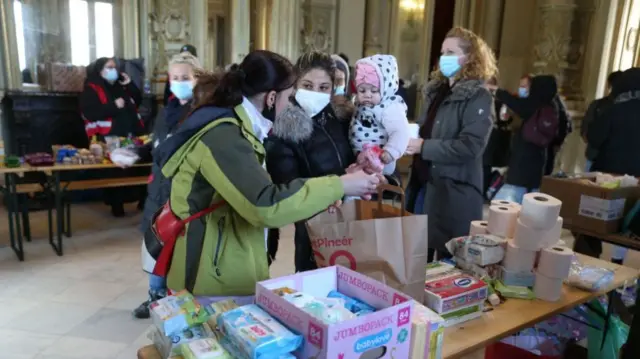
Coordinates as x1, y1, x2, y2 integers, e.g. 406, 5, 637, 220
80, 57, 145, 216
115, 53, 201, 318
265, 51, 357, 272
405, 27, 496, 260
489, 75, 562, 203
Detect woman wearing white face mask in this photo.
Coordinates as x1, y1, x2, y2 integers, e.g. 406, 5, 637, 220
265, 51, 357, 272
404, 27, 497, 261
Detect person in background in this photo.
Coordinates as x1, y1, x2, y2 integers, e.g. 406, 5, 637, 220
405, 27, 496, 261
160, 50, 379, 299
487, 75, 559, 204
582, 70, 623, 171
111, 53, 201, 318
482, 76, 510, 199
396, 78, 408, 102
574, 67, 640, 264
80, 57, 145, 217
163, 44, 197, 106
331, 54, 350, 97
545, 93, 571, 176
266, 51, 357, 272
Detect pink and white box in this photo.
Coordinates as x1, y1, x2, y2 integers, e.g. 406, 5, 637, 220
256, 266, 414, 358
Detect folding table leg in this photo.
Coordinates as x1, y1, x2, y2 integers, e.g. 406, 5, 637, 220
21, 194, 31, 242
65, 200, 71, 238
50, 171, 63, 256
6, 173, 24, 261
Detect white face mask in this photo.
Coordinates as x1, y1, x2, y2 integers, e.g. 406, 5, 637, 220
295, 89, 331, 118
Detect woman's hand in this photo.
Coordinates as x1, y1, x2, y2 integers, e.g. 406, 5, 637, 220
485, 84, 498, 92
328, 200, 343, 214
115, 98, 125, 108
119, 72, 131, 85
405, 138, 424, 156
340, 170, 380, 197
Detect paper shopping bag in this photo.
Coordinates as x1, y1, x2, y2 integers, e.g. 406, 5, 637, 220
306, 185, 428, 301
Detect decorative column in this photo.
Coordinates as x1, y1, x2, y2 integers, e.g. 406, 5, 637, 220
190, 0, 208, 66
363, 0, 384, 56
229, 0, 250, 64
269, 0, 300, 61
480, 0, 505, 54
250, 0, 270, 51
530, 0, 577, 96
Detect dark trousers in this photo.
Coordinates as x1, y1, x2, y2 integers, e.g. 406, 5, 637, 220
573, 234, 603, 258
623, 286, 640, 359
545, 147, 556, 176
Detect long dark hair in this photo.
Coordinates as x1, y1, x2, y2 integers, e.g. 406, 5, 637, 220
192, 50, 296, 110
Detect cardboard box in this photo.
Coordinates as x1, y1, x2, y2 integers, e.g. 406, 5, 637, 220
256, 266, 414, 359
424, 270, 488, 316
540, 175, 640, 234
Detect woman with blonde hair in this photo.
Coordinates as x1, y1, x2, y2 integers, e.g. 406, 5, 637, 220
111, 52, 203, 318
405, 27, 497, 260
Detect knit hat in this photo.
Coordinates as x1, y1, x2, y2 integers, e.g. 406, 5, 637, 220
331, 54, 350, 83
355, 62, 380, 88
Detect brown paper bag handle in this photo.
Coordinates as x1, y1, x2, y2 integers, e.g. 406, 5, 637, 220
377, 184, 406, 216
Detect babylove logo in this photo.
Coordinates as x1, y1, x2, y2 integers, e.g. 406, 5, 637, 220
354, 328, 393, 353
308, 322, 324, 348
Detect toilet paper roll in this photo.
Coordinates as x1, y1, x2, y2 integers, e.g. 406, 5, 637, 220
408, 123, 420, 139
487, 205, 519, 238
534, 272, 564, 302
490, 200, 522, 212
520, 193, 562, 229
514, 217, 547, 251
542, 217, 564, 248
503, 241, 537, 273
469, 220, 489, 235
537, 246, 574, 279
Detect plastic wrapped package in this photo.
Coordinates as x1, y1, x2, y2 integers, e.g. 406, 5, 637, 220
149, 323, 214, 358
217, 304, 303, 359
150, 290, 213, 336
565, 259, 615, 291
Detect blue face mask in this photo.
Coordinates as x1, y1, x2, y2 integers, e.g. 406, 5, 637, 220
170, 80, 194, 101
334, 85, 346, 96
439, 55, 462, 78
518, 87, 529, 98
102, 68, 119, 82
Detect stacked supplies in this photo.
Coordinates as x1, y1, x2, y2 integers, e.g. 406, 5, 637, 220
424, 262, 488, 326
410, 301, 445, 359
486, 194, 574, 302
445, 234, 507, 280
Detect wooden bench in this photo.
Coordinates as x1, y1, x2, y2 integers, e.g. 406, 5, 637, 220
10, 176, 148, 241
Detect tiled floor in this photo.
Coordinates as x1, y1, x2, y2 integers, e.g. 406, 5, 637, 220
0, 202, 638, 359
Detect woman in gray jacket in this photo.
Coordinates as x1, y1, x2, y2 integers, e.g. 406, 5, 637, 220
405, 27, 497, 260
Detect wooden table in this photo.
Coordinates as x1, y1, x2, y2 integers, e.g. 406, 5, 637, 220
443, 255, 638, 358
0, 162, 151, 260
136, 255, 639, 359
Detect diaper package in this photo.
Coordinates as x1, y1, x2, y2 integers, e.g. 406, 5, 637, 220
217, 304, 303, 359
149, 323, 214, 358
181, 337, 230, 359
218, 335, 295, 359
282, 291, 355, 324
327, 290, 376, 315
206, 299, 240, 329
150, 290, 213, 336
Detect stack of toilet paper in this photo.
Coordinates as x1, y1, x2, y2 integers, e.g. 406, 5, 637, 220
472, 194, 574, 302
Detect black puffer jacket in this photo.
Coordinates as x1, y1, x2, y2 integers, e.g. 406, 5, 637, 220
138, 96, 191, 232
495, 75, 560, 189
265, 98, 356, 271
589, 67, 640, 176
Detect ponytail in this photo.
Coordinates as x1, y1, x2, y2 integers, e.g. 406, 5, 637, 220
190, 50, 296, 112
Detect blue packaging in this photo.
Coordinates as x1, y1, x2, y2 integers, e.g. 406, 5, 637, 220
218, 335, 295, 359
327, 290, 376, 314
217, 304, 302, 359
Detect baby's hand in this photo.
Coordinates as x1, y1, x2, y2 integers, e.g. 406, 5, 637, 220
380, 151, 393, 164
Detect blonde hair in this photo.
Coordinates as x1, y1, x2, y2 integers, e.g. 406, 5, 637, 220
169, 53, 201, 70
431, 27, 497, 82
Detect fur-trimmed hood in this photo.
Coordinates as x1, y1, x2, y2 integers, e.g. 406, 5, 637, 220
270, 96, 355, 143
423, 78, 486, 102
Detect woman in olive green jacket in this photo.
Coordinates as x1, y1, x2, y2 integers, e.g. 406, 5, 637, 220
160, 50, 381, 297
